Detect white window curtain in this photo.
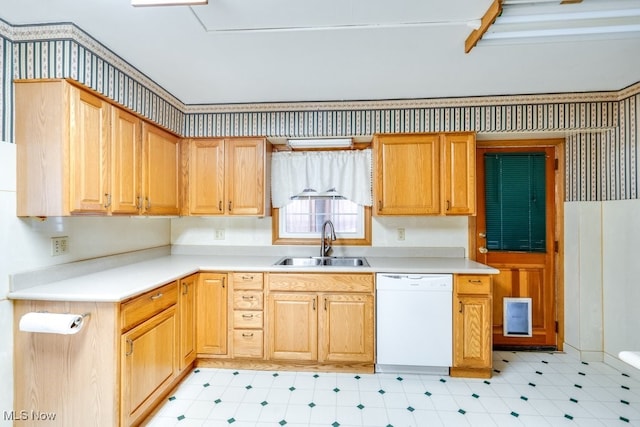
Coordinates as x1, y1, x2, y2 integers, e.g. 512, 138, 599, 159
271, 149, 372, 208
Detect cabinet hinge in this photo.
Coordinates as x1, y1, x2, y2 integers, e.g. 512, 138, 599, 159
554, 241, 559, 253
554, 158, 559, 170
555, 321, 559, 333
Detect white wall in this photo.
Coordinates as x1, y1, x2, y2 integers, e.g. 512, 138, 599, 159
0, 141, 172, 423
171, 215, 470, 252
564, 199, 640, 367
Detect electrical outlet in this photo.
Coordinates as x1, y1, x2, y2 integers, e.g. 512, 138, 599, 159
51, 236, 69, 256
214, 229, 225, 240
397, 228, 405, 241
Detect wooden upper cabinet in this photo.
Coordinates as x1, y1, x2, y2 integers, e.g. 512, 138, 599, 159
374, 133, 440, 215
16, 80, 111, 216
187, 139, 225, 215
69, 87, 111, 214
142, 123, 180, 215
111, 108, 142, 214
442, 133, 476, 215
373, 132, 476, 216
184, 137, 270, 216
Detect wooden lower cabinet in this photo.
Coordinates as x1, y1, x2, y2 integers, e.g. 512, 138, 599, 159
13, 280, 191, 427
121, 305, 178, 426
196, 272, 228, 355
267, 273, 375, 369
451, 274, 493, 378
179, 274, 197, 369
269, 293, 318, 361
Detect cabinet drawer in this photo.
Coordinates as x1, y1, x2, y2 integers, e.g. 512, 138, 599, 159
233, 310, 263, 329
455, 275, 491, 294
232, 272, 263, 290
233, 329, 263, 358
121, 282, 178, 331
233, 291, 263, 310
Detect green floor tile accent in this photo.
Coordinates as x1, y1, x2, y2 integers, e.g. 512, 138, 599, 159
528, 382, 536, 387
520, 396, 528, 401
332, 422, 340, 427
313, 374, 319, 378
581, 361, 589, 365
308, 402, 316, 408
273, 373, 279, 377
621, 399, 630, 405
378, 389, 386, 394
502, 359, 509, 363
574, 384, 582, 389
227, 417, 236, 424
620, 416, 630, 423
622, 373, 630, 377
194, 369, 201, 373
439, 378, 446, 383
279, 420, 287, 426
168, 396, 176, 401
333, 387, 340, 393
542, 361, 548, 364
570, 398, 578, 403
564, 414, 574, 420
396, 376, 403, 381
493, 369, 501, 373
245, 385, 252, 390
535, 371, 543, 375
261, 401, 268, 406
425, 391, 432, 396
203, 383, 210, 387
510, 412, 519, 418
289, 386, 296, 391
484, 380, 491, 385
458, 409, 466, 415
472, 393, 479, 398
622, 385, 630, 390
214, 399, 221, 404
177, 415, 185, 421
578, 372, 586, 376
233, 371, 239, 375
357, 404, 365, 410
407, 406, 415, 412
354, 375, 361, 380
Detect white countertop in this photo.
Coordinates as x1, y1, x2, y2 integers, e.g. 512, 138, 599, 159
8, 254, 498, 303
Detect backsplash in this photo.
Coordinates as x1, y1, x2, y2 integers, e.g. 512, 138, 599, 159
0, 19, 638, 202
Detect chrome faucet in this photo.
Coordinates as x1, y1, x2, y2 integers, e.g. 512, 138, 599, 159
320, 220, 336, 257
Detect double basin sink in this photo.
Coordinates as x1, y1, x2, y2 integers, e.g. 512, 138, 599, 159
274, 256, 369, 267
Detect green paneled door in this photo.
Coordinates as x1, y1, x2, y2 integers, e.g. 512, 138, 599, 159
484, 153, 546, 252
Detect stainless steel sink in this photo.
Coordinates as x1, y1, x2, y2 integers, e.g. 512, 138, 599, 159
274, 256, 369, 267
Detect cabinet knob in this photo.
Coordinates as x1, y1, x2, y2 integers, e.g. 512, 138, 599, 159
218, 200, 223, 212
125, 339, 134, 356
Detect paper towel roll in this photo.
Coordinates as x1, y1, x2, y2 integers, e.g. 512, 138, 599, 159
19, 312, 86, 335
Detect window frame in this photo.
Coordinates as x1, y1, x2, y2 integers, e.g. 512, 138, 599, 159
272, 205, 372, 246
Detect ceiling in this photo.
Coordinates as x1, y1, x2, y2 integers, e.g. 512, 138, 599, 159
1, 0, 639, 105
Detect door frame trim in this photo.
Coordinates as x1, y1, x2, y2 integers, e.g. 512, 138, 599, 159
469, 138, 565, 351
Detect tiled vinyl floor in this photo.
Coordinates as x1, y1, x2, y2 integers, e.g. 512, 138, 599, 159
145, 352, 640, 426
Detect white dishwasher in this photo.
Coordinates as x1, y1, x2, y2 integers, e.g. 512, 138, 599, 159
376, 273, 453, 375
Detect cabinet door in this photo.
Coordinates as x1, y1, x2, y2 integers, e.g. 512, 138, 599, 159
225, 138, 266, 215
188, 138, 225, 215
442, 133, 476, 215
142, 123, 180, 215
121, 306, 177, 426
374, 134, 440, 215
179, 274, 197, 369
196, 273, 228, 355
319, 293, 374, 363
69, 86, 110, 213
268, 293, 317, 361
111, 108, 141, 214
453, 295, 492, 369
